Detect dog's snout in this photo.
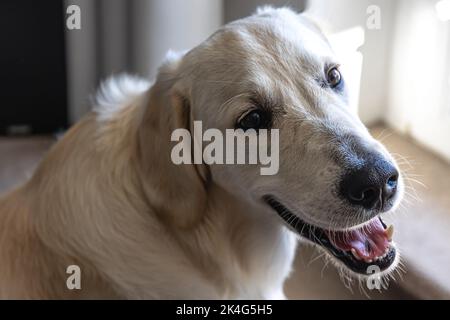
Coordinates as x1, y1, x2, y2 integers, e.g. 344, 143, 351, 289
340, 157, 399, 210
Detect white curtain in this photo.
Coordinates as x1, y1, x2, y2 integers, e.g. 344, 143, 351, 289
64, 0, 223, 123
64, 0, 306, 124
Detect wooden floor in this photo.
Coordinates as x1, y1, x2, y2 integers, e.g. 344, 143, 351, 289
3, 125, 448, 299
0, 136, 55, 194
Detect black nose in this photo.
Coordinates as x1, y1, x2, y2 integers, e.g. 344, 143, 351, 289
340, 158, 399, 210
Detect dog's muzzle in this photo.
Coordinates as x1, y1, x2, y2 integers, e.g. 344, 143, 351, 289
264, 196, 397, 275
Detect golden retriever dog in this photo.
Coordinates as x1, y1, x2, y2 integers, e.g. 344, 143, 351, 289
0, 7, 403, 299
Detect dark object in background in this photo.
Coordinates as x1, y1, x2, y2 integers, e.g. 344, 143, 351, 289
0, 0, 67, 135
224, 0, 305, 23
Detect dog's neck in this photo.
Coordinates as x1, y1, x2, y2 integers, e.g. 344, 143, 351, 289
158, 183, 298, 298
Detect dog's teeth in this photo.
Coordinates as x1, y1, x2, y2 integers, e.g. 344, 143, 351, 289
380, 248, 390, 259
367, 259, 373, 263
375, 254, 386, 261
386, 225, 394, 241
351, 248, 361, 260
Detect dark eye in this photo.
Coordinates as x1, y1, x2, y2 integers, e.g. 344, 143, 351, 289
238, 110, 269, 130
327, 67, 342, 88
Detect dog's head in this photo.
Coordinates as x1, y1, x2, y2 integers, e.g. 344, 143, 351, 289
142, 7, 403, 277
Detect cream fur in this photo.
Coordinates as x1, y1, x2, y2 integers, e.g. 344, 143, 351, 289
0, 7, 402, 299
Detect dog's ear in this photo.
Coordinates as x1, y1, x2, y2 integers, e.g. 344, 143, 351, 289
138, 51, 208, 228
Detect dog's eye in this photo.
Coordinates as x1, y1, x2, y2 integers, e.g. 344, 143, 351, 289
327, 67, 342, 88
238, 110, 268, 130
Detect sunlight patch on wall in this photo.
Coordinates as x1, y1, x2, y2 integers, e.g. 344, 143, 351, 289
436, 0, 450, 21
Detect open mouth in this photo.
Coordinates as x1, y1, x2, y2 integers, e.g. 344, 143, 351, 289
264, 196, 396, 275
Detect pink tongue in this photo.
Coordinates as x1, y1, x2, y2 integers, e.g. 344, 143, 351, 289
325, 218, 390, 261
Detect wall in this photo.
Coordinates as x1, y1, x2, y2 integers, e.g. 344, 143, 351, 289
387, 0, 450, 162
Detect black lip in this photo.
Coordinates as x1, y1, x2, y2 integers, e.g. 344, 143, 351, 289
263, 196, 396, 274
